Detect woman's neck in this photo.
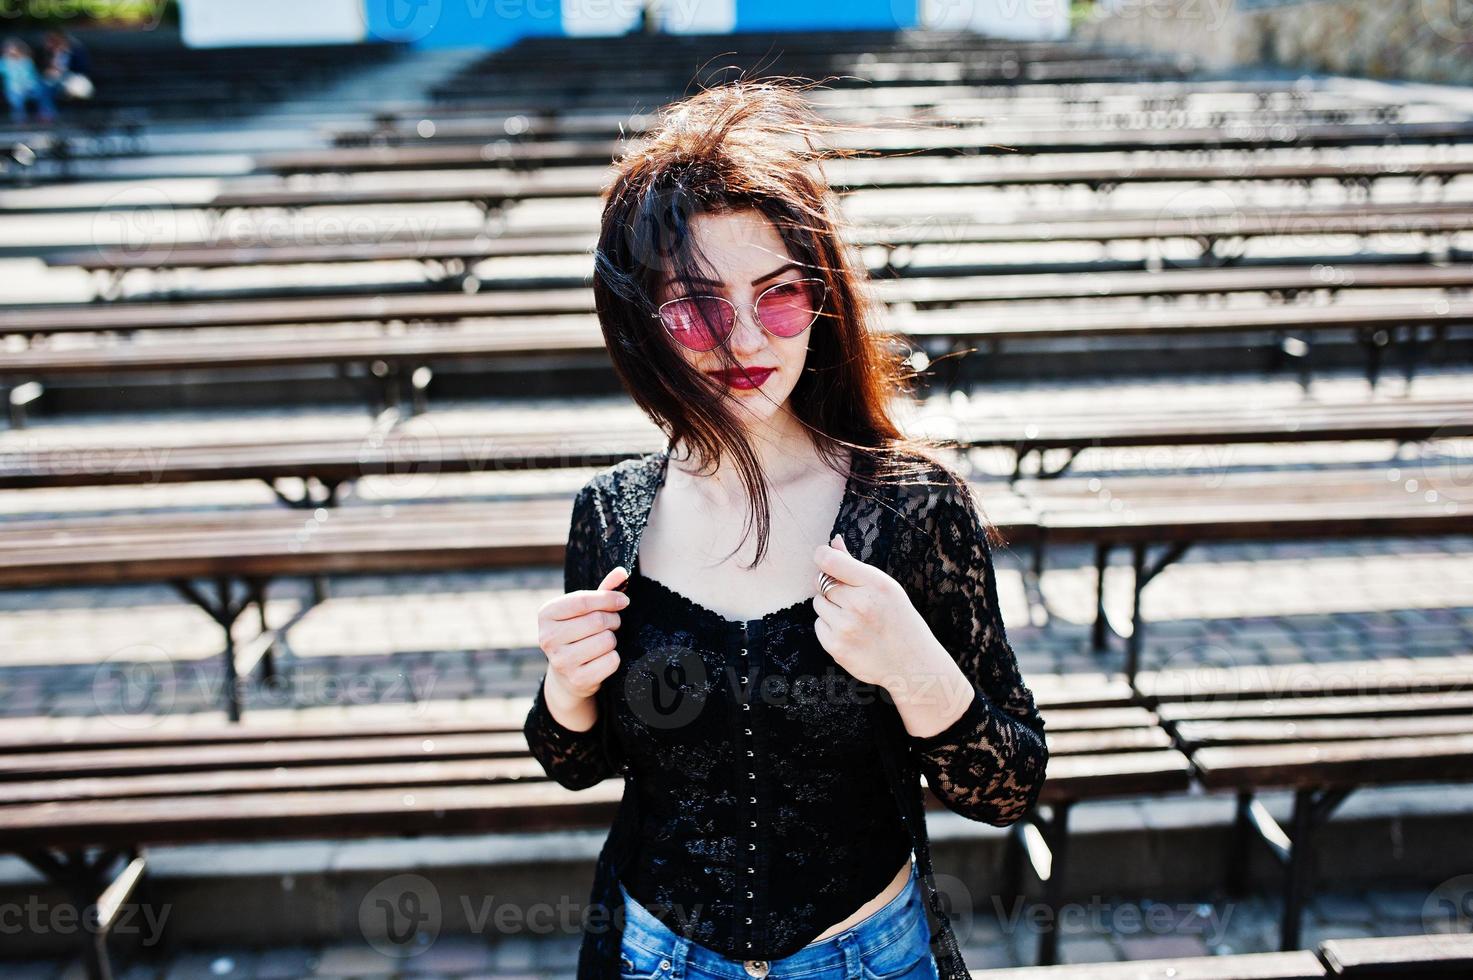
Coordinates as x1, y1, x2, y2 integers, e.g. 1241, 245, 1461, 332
671, 409, 817, 496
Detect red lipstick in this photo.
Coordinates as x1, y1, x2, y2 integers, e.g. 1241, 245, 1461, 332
707, 367, 775, 390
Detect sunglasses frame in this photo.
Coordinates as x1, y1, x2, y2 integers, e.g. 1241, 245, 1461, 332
651, 276, 829, 353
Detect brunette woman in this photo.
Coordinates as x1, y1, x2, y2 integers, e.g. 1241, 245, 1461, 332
526, 78, 1048, 980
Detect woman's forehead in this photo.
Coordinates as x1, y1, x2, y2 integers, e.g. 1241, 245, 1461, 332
669, 213, 792, 282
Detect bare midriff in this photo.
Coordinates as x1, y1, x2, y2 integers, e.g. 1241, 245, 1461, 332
804, 855, 913, 945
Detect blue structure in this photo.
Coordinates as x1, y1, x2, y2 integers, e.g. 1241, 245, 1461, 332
735, 0, 914, 33
184, 0, 1065, 50
363, 0, 566, 50
366, 0, 920, 50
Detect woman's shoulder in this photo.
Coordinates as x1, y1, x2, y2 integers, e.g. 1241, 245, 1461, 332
572, 448, 667, 509
870, 443, 969, 501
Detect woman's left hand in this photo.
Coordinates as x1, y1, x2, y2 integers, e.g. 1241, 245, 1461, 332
811, 534, 947, 694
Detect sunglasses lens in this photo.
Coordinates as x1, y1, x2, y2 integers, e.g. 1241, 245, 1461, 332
660, 297, 731, 352
757, 280, 823, 337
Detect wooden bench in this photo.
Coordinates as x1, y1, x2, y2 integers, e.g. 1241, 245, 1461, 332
954, 395, 1473, 482
1009, 463, 1473, 684
1137, 656, 1473, 952
371, 75, 1384, 126
3, 480, 1464, 963
969, 950, 1329, 979
5, 151, 1467, 217
328, 97, 1405, 148
997, 674, 1193, 965
0, 674, 1188, 973
0, 417, 667, 496
968, 933, 1473, 978
3, 298, 1468, 424
1318, 933, 1473, 977
428, 58, 1190, 105
4, 396, 1467, 506
194, 158, 1473, 216
0, 496, 583, 719
255, 119, 1473, 177
0, 698, 556, 980
43, 207, 1473, 287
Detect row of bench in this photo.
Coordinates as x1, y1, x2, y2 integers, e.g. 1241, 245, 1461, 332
2, 653, 1468, 973
2, 437, 1463, 703
6, 152, 1464, 217
3, 293, 1462, 426
252, 118, 1473, 177
972, 933, 1473, 978
42, 203, 1473, 281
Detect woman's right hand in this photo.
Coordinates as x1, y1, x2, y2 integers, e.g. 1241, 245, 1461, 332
537, 565, 631, 702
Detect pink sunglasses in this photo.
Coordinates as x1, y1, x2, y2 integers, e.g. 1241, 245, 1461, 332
652, 277, 828, 353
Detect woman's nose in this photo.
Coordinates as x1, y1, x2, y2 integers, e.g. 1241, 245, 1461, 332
729, 301, 767, 353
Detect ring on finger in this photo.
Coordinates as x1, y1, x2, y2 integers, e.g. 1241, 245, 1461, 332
818, 572, 839, 600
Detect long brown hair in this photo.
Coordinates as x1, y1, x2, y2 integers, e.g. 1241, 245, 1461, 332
592, 76, 990, 567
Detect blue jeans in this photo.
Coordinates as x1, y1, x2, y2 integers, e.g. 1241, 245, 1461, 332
617, 862, 941, 979
6, 83, 55, 123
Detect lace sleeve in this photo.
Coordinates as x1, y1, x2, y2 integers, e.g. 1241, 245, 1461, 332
522, 481, 619, 791
906, 470, 1048, 826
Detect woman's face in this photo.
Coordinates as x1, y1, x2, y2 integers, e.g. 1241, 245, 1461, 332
655, 210, 817, 426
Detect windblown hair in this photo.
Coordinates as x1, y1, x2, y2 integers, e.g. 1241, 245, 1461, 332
591, 75, 994, 567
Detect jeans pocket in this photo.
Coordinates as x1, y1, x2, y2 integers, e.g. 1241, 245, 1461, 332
619, 935, 673, 980
857, 914, 937, 980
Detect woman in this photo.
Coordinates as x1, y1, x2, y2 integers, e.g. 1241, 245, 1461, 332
525, 79, 1048, 980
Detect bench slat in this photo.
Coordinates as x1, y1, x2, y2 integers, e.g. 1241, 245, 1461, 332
0, 731, 529, 781
1191, 733, 1473, 789
1319, 933, 1473, 975
966, 949, 1327, 978
1158, 690, 1473, 724
1174, 714, 1473, 746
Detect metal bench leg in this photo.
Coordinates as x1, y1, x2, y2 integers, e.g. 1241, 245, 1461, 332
19, 845, 148, 980
1226, 790, 1253, 898
8, 380, 44, 429
1125, 541, 1193, 686
170, 577, 256, 722
1232, 786, 1356, 951
1029, 801, 1072, 966
1091, 541, 1111, 653
1000, 821, 1026, 913
1401, 324, 1422, 389
1127, 541, 1147, 684
1361, 327, 1389, 392
1280, 785, 1355, 951
247, 577, 276, 682
1282, 787, 1314, 951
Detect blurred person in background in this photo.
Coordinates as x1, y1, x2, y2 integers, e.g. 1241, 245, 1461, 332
2, 38, 55, 125
42, 31, 95, 105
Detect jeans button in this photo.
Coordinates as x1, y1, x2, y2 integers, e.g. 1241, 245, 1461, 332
743, 959, 770, 978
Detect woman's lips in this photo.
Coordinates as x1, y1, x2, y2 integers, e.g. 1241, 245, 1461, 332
708, 367, 775, 390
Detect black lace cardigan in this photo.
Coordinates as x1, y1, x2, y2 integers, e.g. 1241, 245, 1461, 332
523, 445, 1049, 978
